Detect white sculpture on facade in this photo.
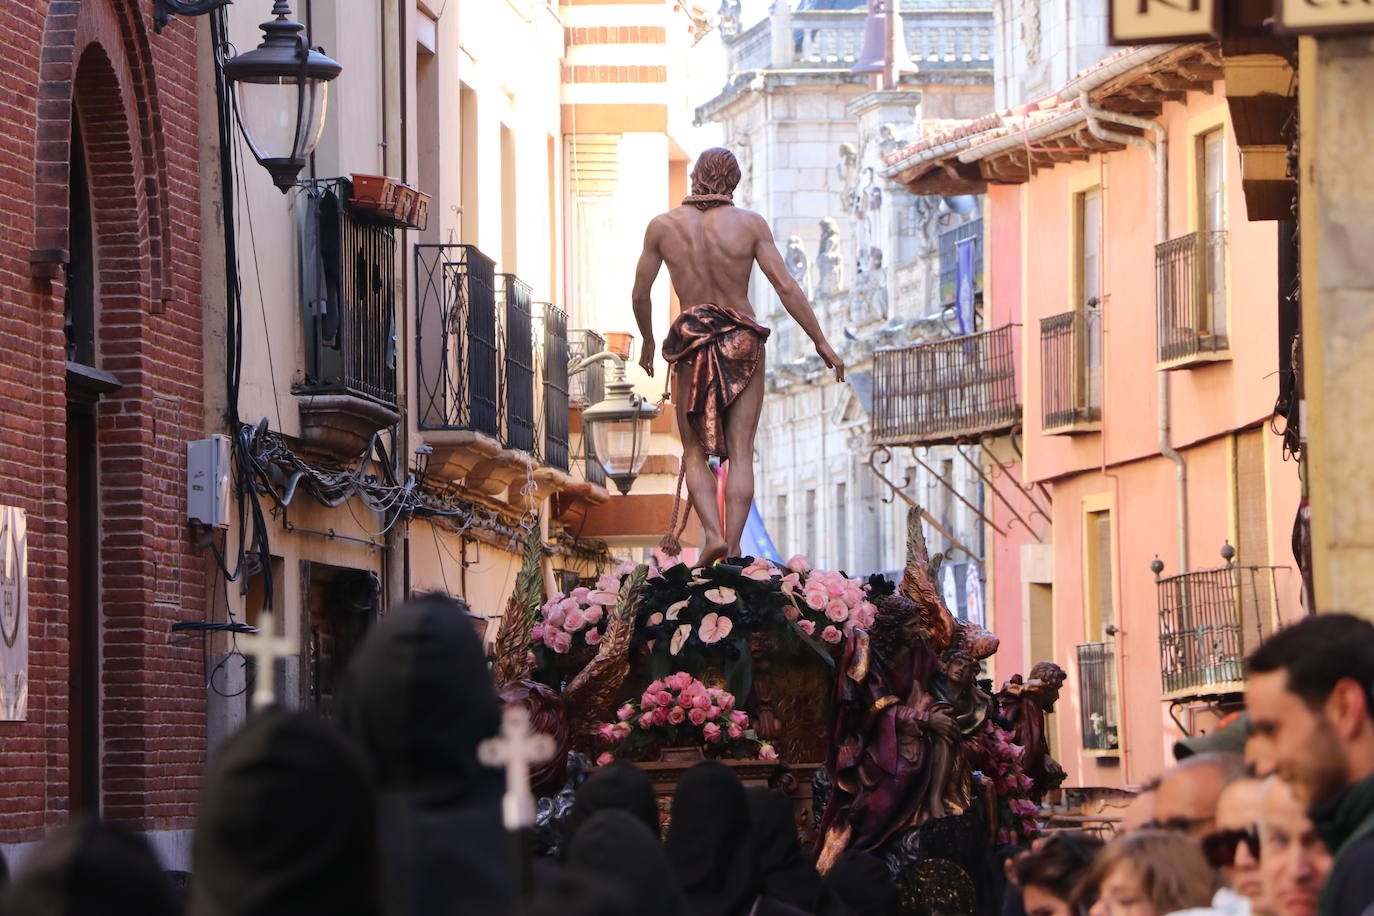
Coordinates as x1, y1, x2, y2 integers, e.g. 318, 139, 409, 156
785, 235, 811, 297
817, 217, 844, 296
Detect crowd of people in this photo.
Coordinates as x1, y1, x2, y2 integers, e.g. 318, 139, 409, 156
2, 599, 1374, 916
1005, 612, 1374, 916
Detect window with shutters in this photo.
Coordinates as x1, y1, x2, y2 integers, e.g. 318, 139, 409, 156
1041, 187, 1102, 432
1079, 507, 1120, 752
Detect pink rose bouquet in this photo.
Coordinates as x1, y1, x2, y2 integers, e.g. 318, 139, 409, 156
595, 671, 773, 762
532, 573, 621, 654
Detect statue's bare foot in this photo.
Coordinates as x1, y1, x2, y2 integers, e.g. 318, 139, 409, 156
698, 535, 728, 569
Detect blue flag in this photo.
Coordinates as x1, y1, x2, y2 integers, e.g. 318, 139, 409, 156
740, 501, 784, 564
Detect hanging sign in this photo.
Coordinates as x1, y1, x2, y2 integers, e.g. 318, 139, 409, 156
1108, 0, 1220, 43
0, 506, 28, 721
1275, 0, 1374, 33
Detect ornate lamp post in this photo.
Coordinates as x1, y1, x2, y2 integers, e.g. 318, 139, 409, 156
156, 1, 341, 192
570, 351, 660, 496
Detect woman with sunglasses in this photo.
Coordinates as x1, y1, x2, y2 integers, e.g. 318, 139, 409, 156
1201, 775, 1273, 915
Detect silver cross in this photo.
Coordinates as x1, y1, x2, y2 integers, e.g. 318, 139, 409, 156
241, 609, 297, 710
478, 705, 557, 830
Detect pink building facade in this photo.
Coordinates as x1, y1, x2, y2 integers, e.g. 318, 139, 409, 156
884, 44, 1301, 790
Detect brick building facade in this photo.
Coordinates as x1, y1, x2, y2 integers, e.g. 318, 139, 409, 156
0, 0, 204, 865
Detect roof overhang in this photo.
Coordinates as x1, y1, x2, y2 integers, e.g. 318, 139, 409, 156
882, 43, 1225, 192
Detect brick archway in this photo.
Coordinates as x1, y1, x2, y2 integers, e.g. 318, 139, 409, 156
33, 0, 172, 303
34, 0, 204, 831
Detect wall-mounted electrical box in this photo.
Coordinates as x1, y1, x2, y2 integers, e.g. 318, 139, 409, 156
187, 435, 232, 529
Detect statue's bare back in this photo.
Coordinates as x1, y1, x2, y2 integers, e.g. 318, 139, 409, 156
649, 205, 766, 317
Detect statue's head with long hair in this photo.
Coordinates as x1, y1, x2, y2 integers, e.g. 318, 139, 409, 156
684, 148, 741, 210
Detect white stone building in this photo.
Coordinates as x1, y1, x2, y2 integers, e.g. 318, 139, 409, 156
696, 0, 997, 607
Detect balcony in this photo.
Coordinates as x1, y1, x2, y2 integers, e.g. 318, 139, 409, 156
414, 243, 571, 499
1040, 308, 1101, 434
1157, 562, 1281, 699
938, 218, 983, 309
1076, 641, 1120, 753
295, 191, 401, 457
726, 6, 993, 74
871, 325, 1019, 446
1156, 231, 1230, 369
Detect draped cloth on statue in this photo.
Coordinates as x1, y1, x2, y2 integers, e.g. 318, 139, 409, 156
816, 631, 947, 873
662, 303, 769, 459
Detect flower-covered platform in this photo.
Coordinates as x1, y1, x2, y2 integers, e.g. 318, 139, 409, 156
489, 510, 1068, 915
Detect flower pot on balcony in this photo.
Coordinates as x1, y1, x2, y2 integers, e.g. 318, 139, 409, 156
604, 332, 634, 359
390, 184, 417, 221
350, 173, 394, 208
407, 190, 431, 229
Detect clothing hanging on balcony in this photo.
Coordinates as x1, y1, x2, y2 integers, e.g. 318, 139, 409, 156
299, 187, 343, 350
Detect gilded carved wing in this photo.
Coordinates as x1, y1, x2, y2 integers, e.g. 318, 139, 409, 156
563, 564, 648, 741
491, 528, 544, 688
897, 507, 958, 652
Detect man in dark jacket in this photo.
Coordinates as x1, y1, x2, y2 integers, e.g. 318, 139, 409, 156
1247, 613, 1374, 916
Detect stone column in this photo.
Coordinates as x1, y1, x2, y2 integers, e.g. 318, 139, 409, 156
1301, 35, 1374, 614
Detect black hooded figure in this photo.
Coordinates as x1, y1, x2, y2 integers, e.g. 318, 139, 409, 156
335, 593, 512, 916
0, 818, 177, 916
567, 810, 689, 915
823, 852, 900, 916
564, 761, 662, 848
187, 708, 381, 916
517, 869, 636, 916
746, 787, 856, 916
665, 761, 809, 916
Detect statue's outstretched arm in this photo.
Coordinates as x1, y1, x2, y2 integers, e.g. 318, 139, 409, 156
750, 213, 844, 382
632, 219, 664, 377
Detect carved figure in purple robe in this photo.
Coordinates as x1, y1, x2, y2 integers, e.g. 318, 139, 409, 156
996, 662, 1067, 801
815, 594, 961, 873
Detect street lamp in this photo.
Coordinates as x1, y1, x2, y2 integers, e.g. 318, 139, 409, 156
156, 0, 342, 193
222, 2, 342, 192
571, 352, 660, 496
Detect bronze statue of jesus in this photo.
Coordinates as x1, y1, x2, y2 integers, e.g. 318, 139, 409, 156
632, 148, 843, 567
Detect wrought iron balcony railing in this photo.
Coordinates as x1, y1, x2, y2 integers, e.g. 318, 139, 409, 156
539, 304, 570, 473
415, 245, 569, 467
1077, 641, 1120, 752
416, 243, 500, 438
502, 275, 536, 455
1157, 562, 1282, 697
871, 324, 1019, 446
1156, 230, 1229, 366
299, 200, 398, 408
1040, 308, 1101, 432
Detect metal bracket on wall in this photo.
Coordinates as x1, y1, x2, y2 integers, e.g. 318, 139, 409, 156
999, 429, 1054, 517
154, 0, 235, 34
951, 443, 1048, 542
868, 445, 983, 565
